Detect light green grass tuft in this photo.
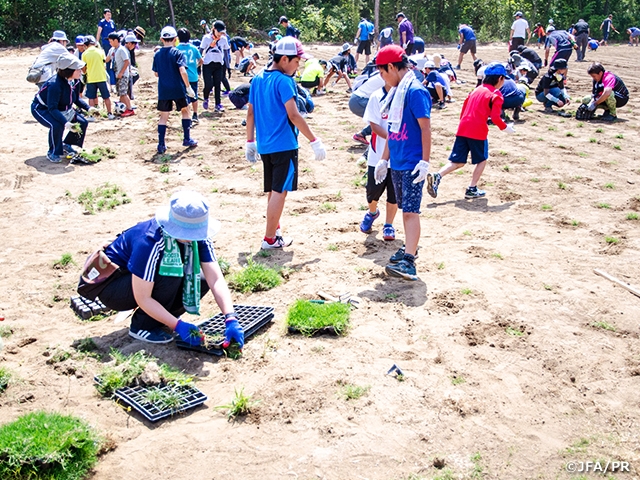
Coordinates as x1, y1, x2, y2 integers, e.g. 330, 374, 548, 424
215, 387, 259, 419
338, 382, 370, 400
228, 257, 282, 293
286, 299, 351, 336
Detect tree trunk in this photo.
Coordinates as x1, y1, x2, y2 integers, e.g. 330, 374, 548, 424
374, 0, 379, 35
149, 3, 156, 27
167, 0, 175, 27
133, 0, 138, 26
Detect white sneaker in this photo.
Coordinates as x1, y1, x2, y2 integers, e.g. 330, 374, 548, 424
261, 236, 293, 250
107, 113, 115, 120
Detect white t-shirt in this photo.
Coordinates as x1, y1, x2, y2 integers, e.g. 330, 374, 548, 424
363, 88, 388, 167
201, 34, 227, 64
511, 18, 529, 38
353, 72, 385, 99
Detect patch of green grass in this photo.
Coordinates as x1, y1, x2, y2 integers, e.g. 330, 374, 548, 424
491, 253, 503, 260
589, 138, 597, 143
566, 437, 590, 455
47, 349, 72, 364
256, 250, 271, 258
455, 170, 465, 175
463, 230, 472, 236
338, 382, 370, 400
215, 387, 259, 419
0, 411, 102, 480
558, 182, 567, 190
461, 288, 472, 295
53, 252, 75, 269
626, 212, 639, 220
576, 122, 584, 128
530, 121, 537, 126
0, 367, 12, 392
530, 177, 540, 183
596, 128, 604, 133
437, 262, 445, 270
451, 375, 466, 385
613, 144, 621, 150
591, 321, 616, 332
578, 152, 588, 157
358, 204, 368, 211
506, 326, 524, 337
445, 145, 451, 151
159, 164, 169, 173
605, 236, 619, 244
499, 150, 508, 156
286, 299, 351, 336
0, 326, 14, 338
73, 337, 97, 353
77, 146, 117, 164
217, 257, 230, 276
433, 469, 455, 480
327, 244, 339, 251
541, 204, 553, 211
604, 183, 615, 189
228, 257, 282, 293
439, 162, 445, 167
502, 165, 510, 172
571, 219, 580, 226
470, 452, 485, 478
352, 176, 367, 187
319, 202, 337, 213
385, 293, 398, 300
543, 284, 553, 291
77, 183, 130, 214
548, 126, 557, 131
615, 133, 624, 139
566, 132, 574, 137
597, 203, 611, 209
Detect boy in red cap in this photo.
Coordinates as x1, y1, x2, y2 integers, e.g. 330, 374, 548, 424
426, 62, 515, 200
373, 45, 431, 281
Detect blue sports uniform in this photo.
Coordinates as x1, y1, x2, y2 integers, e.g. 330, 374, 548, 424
152, 47, 187, 101
98, 18, 116, 83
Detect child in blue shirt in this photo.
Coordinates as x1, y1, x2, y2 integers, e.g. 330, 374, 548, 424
152, 26, 198, 153
245, 37, 326, 250
176, 28, 203, 124
373, 45, 432, 281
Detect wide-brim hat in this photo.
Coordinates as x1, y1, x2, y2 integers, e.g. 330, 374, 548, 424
155, 191, 221, 241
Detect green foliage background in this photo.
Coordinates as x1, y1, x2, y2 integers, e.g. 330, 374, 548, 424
0, 0, 637, 45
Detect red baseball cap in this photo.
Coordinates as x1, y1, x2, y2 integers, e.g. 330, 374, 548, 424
375, 45, 405, 66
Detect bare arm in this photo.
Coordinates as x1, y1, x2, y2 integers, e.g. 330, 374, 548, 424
96, 26, 103, 43
131, 275, 179, 329
201, 261, 234, 315
369, 121, 387, 139
417, 117, 431, 161
527, 27, 531, 42
246, 103, 255, 141
510, 28, 514, 40
435, 84, 444, 102
179, 65, 190, 89
596, 87, 613, 104
284, 97, 315, 141
117, 59, 129, 78
459, 32, 464, 45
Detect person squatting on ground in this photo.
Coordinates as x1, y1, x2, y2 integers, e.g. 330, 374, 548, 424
499, 76, 526, 120
301, 58, 327, 95
77, 190, 244, 348
456, 24, 477, 69
229, 36, 250, 67
423, 61, 450, 109
81, 35, 114, 119
153, 26, 198, 154
176, 28, 203, 124
201, 21, 228, 113
627, 27, 640, 46
106, 32, 134, 117
31, 54, 96, 163
580, 62, 629, 121
373, 45, 432, 282
96, 9, 116, 85
238, 53, 260, 76
245, 37, 327, 250
354, 17, 374, 65
30, 30, 70, 88
427, 63, 515, 201
350, 67, 385, 146
535, 57, 571, 114
396, 13, 415, 55
359, 79, 398, 241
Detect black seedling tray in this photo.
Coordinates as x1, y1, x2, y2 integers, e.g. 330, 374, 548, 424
114, 383, 207, 422
287, 325, 341, 336
176, 305, 274, 355
70, 295, 110, 319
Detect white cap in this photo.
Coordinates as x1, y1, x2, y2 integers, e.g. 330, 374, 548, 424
274, 37, 311, 59
160, 26, 178, 39
424, 60, 436, 69
124, 33, 139, 43
51, 30, 69, 42
57, 54, 85, 70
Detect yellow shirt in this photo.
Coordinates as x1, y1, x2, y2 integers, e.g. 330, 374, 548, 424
82, 46, 107, 84
301, 59, 324, 82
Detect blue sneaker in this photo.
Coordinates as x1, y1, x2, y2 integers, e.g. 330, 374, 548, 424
360, 209, 380, 233
157, 144, 167, 154
46, 152, 64, 163
382, 224, 395, 241
385, 259, 419, 281
128, 327, 173, 344
427, 172, 441, 198
182, 138, 198, 148
203, 99, 209, 110
63, 144, 78, 155
389, 245, 419, 263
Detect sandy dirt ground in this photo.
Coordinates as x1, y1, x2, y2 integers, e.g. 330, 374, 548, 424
0, 41, 639, 480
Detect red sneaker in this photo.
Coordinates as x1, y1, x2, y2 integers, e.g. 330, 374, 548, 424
121, 109, 135, 117
353, 133, 369, 145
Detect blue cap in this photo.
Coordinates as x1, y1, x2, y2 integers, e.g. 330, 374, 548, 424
75, 35, 85, 45
484, 62, 507, 76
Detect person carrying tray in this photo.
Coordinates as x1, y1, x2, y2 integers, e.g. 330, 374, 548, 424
77, 190, 244, 349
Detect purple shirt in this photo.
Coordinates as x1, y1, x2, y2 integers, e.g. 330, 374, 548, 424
398, 19, 414, 44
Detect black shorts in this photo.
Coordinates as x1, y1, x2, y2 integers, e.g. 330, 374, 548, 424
357, 40, 371, 55
404, 43, 415, 55
366, 165, 396, 204
301, 78, 320, 88
449, 136, 488, 165
157, 97, 188, 112
460, 40, 477, 54
510, 37, 525, 51
262, 149, 298, 193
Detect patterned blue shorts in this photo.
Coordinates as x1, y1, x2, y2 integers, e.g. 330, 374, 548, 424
391, 169, 424, 214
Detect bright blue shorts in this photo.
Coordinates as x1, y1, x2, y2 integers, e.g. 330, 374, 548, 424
391, 169, 424, 214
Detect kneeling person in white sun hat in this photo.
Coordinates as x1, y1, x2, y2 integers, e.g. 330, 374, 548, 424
76, 190, 244, 348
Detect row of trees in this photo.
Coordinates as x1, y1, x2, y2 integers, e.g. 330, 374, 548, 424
1, 0, 637, 45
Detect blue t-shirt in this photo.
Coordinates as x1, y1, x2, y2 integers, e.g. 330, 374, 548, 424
249, 69, 298, 155
358, 20, 373, 41
426, 70, 448, 87
629, 27, 640, 37
98, 19, 116, 40
500, 78, 519, 98
104, 219, 216, 283
602, 18, 612, 33
175, 43, 202, 82
387, 81, 432, 171
152, 47, 187, 101
459, 26, 476, 41
588, 39, 599, 49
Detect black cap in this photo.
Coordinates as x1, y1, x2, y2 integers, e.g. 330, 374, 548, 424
213, 20, 226, 31
552, 58, 568, 70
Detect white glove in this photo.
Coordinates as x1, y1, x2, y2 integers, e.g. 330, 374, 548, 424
245, 141, 260, 163
87, 107, 100, 115
402, 43, 408, 49
374, 159, 389, 184
354, 38, 359, 44
186, 86, 196, 99
310, 138, 326, 161
411, 160, 430, 184
64, 122, 74, 130
504, 123, 516, 134
587, 100, 597, 111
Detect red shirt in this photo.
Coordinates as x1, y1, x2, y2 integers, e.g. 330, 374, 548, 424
456, 84, 507, 140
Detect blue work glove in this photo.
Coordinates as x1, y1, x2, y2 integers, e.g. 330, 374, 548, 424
174, 319, 204, 346
223, 316, 245, 349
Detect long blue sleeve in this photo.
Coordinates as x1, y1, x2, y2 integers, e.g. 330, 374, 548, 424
46, 77, 69, 125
